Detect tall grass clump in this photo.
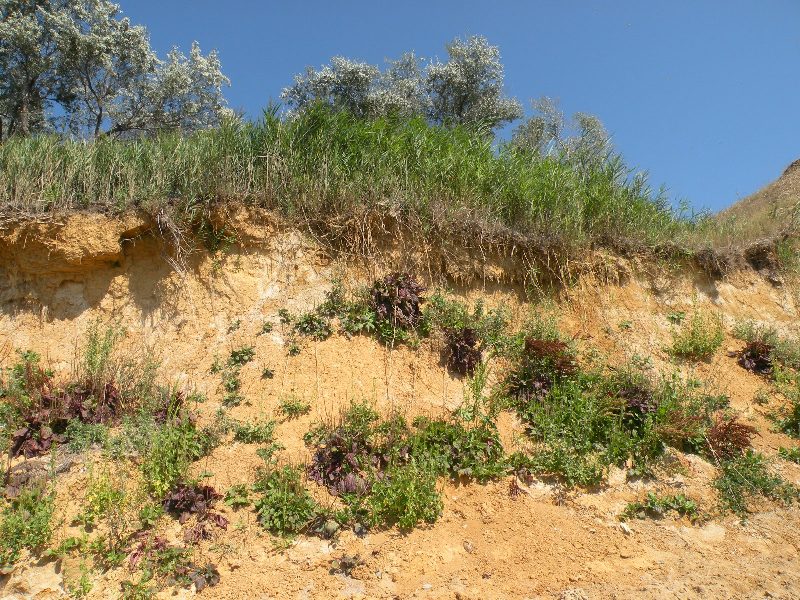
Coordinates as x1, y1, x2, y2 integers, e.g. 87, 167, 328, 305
0, 106, 710, 259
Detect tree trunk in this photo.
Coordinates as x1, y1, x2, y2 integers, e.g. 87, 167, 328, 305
18, 92, 30, 136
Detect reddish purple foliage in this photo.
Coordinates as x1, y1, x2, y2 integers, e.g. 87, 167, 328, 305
706, 415, 757, 459
445, 327, 482, 376
738, 341, 774, 375
163, 483, 223, 525
370, 273, 426, 329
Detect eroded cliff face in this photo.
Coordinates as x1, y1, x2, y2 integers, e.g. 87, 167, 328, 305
1, 212, 800, 600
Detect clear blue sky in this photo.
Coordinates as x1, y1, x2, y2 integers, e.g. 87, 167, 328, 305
123, 0, 799, 213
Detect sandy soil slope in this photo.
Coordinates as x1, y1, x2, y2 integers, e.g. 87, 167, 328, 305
1, 212, 799, 599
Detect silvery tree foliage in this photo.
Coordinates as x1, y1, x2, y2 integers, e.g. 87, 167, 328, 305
282, 53, 428, 119
512, 96, 611, 169
0, 0, 66, 138
0, 0, 230, 139
282, 36, 522, 133
424, 36, 522, 130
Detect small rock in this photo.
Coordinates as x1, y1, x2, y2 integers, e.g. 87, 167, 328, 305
463, 540, 474, 554
620, 550, 633, 559
323, 519, 340, 538
422, 583, 433, 590
619, 523, 633, 535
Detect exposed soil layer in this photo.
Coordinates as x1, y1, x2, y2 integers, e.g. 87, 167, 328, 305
1, 212, 800, 599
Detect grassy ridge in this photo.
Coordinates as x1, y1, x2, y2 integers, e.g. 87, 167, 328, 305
0, 106, 720, 259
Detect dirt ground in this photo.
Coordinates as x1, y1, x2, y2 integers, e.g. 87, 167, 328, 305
1, 212, 799, 599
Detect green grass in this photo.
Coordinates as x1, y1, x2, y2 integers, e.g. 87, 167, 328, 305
0, 105, 719, 265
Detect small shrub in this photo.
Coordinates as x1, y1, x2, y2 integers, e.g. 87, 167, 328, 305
421, 294, 511, 355
714, 450, 798, 516
705, 414, 757, 459
232, 420, 276, 444
774, 384, 800, 438
278, 396, 311, 420
367, 460, 442, 530
505, 337, 577, 400
444, 327, 482, 376
733, 321, 800, 371
138, 504, 164, 529
128, 537, 220, 591
0, 486, 54, 569
253, 465, 321, 536
410, 417, 505, 482
81, 471, 127, 527
510, 371, 719, 486
670, 310, 724, 360
738, 341, 774, 375
220, 367, 244, 407
294, 312, 332, 341
370, 273, 425, 331
338, 296, 377, 337
306, 403, 383, 496
652, 377, 729, 454
621, 492, 698, 520
607, 370, 658, 428
779, 447, 800, 464
224, 484, 251, 508
65, 420, 109, 452
261, 368, 275, 379
163, 483, 225, 527
121, 575, 155, 600
141, 421, 207, 498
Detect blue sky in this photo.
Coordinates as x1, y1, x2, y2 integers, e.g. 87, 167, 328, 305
123, 1, 799, 213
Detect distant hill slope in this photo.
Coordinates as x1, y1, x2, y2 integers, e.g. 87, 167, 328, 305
720, 159, 800, 241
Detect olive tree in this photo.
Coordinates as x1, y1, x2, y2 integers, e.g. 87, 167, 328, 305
282, 36, 521, 133
282, 52, 427, 119
0, 0, 229, 139
512, 96, 611, 168
0, 0, 67, 138
424, 36, 522, 130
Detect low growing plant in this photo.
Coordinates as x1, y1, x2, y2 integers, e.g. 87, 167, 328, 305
669, 310, 724, 361
253, 465, 322, 536
232, 419, 276, 444
733, 321, 800, 372
778, 447, 800, 464
140, 420, 209, 498
713, 450, 798, 516
278, 395, 311, 420
0, 486, 55, 569
367, 460, 442, 530
621, 492, 698, 521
